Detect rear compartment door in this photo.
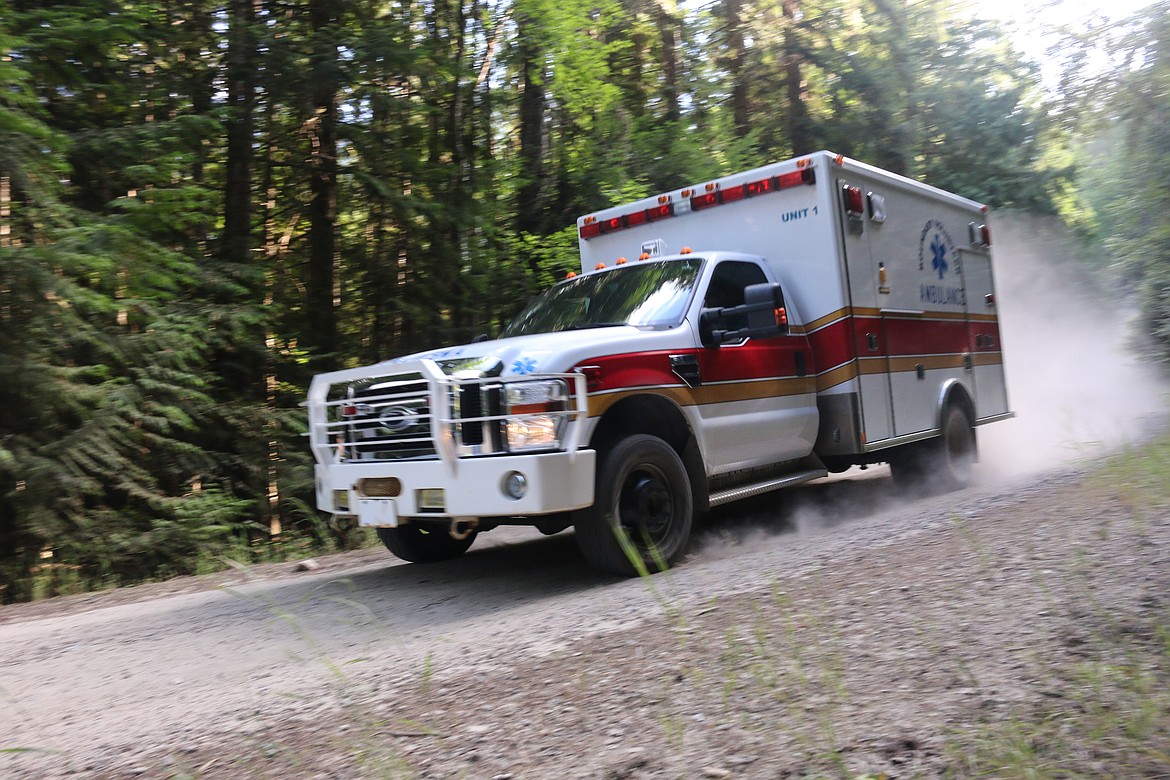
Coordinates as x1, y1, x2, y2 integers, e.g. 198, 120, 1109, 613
959, 247, 1010, 420
836, 177, 894, 445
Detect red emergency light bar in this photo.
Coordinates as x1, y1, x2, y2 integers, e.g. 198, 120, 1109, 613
578, 202, 675, 240
579, 166, 815, 241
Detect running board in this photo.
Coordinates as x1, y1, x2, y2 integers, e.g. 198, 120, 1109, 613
707, 468, 828, 508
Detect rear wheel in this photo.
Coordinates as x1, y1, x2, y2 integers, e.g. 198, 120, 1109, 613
376, 521, 477, 563
574, 435, 693, 576
890, 403, 976, 493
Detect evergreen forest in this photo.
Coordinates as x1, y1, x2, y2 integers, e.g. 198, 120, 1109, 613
1, 0, 1168, 601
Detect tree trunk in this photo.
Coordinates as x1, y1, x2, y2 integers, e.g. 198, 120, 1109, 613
782, 0, 813, 155
305, 0, 342, 371
515, 14, 547, 235
722, 0, 750, 139
223, 0, 256, 266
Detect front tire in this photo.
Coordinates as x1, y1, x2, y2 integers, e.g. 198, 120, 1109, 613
574, 435, 694, 576
376, 521, 477, 563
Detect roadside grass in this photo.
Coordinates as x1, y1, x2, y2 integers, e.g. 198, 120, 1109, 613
943, 434, 1170, 778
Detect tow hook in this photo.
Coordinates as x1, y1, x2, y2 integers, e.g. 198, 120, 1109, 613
449, 517, 478, 541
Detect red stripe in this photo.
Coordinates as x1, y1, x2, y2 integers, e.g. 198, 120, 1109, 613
575, 338, 810, 392
574, 313, 1002, 393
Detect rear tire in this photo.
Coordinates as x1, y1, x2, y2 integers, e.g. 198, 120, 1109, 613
574, 435, 694, 576
889, 403, 976, 493
376, 521, 477, 563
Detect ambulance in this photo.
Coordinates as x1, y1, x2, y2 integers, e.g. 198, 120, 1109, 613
307, 151, 1011, 575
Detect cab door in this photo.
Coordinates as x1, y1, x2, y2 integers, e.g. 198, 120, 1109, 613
691, 260, 818, 472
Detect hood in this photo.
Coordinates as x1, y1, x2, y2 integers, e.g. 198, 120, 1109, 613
376, 328, 646, 378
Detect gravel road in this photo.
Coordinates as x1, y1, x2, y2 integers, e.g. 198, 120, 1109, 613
2, 216, 1168, 779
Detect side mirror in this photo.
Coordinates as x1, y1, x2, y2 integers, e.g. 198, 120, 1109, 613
699, 282, 788, 347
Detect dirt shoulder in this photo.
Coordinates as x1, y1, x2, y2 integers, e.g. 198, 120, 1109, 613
5, 457, 1165, 780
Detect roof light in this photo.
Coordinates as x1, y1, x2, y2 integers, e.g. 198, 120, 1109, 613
599, 216, 623, 234
645, 203, 673, 221
745, 178, 774, 197
777, 169, 816, 188
625, 209, 649, 227
721, 184, 747, 204
691, 191, 719, 210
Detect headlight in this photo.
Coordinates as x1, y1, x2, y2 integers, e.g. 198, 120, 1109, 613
504, 380, 569, 452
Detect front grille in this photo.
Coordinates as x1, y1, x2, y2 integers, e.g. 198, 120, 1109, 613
309, 362, 585, 465
344, 373, 438, 460
456, 384, 504, 451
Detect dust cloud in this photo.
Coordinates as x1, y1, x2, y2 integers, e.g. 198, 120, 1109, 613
975, 213, 1169, 479
695, 213, 1169, 555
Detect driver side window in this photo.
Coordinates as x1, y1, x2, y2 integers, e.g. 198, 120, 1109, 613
704, 261, 768, 331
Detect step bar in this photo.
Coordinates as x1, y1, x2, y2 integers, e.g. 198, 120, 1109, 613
707, 467, 828, 508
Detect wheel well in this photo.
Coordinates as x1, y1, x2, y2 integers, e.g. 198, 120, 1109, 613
589, 394, 708, 509
941, 383, 976, 428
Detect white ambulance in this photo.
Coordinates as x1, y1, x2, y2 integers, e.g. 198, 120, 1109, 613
307, 151, 1011, 575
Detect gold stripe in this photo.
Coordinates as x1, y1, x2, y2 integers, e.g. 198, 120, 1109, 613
587, 377, 818, 417
972, 352, 1003, 366
803, 306, 1000, 332
814, 362, 859, 391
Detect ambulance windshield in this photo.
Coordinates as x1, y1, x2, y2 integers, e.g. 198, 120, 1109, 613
500, 259, 702, 338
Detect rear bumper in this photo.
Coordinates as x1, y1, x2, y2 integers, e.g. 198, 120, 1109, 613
315, 450, 596, 527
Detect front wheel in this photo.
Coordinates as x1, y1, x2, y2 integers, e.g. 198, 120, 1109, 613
574, 435, 694, 576
376, 521, 477, 563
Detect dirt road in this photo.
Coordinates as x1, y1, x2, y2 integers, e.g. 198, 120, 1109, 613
3, 455, 1168, 779
3, 217, 1168, 778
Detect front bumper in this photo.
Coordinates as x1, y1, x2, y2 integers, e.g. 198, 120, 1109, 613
315, 449, 596, 527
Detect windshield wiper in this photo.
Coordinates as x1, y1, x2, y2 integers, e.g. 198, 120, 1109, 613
563, 321, 630, 331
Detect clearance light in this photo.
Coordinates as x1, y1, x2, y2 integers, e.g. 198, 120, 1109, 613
595, 263, 606, 270
565, 271, 577, 279
616, 257, 628, 264
638, 252, 651, 261
575, 364, 602, 390
680, 247, 693, 254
